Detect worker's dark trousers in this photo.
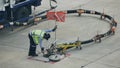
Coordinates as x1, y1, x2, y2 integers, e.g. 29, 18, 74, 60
28, 34, 37, 56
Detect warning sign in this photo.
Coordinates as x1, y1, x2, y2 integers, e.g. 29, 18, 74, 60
47, 11, 65, 22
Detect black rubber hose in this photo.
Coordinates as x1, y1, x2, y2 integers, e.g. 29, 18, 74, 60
39, 9, 117, 46
67, 10, 77, 14
81, 39, 94, 44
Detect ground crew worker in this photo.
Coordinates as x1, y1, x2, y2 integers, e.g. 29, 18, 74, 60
28, 25, 57, 57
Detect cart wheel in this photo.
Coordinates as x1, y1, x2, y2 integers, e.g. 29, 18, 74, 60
78, 13, 81, 16
80, 46, 82, 50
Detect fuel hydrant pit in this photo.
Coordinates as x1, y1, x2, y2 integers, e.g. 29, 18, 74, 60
48, 54, 65, 62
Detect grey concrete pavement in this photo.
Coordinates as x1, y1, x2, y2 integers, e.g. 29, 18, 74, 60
0, 0, 120, 68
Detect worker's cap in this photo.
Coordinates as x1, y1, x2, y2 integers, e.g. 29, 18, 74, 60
44, 33, 51, 40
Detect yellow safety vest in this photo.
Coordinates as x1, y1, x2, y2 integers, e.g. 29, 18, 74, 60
31, 30, 45, 45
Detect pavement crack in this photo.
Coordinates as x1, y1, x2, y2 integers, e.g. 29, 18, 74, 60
81, 47, 120, 68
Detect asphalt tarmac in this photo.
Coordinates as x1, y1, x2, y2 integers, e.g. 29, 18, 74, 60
0, 0, 120, 68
